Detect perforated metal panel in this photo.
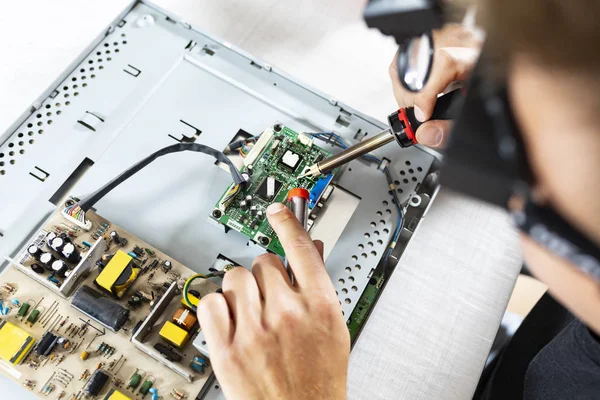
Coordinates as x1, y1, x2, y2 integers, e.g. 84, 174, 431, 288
0, 1, 438, 335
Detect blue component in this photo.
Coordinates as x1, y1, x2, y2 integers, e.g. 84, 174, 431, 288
309, 174, 333, 208
149, 388, 159, 400
47, 274, 60, 285
82, 241, 91, 248
190, 355, 208, 373
11, 299, 20, 306
127, 252, 137, 259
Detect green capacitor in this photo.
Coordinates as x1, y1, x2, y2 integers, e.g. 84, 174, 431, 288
17, 303, 31, 317
139, 379, 153, 396
128, 372, 142, 389
26, 309, 40, 325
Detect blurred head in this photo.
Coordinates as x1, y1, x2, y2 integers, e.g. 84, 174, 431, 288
480, 0, 600, 332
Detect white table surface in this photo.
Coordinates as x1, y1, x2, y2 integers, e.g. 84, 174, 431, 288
0, 1, 523, 399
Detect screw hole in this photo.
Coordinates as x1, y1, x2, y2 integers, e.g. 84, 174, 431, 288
19, 149, 24, 155
345, 298, 351, 304
338, 279, 345, 284
17, 133, 23, 138
351, 286, 358, 292
341, 288, 348, 294
345, 267, 352, 273
405, 161, 411, 166
417, 166, 423, 172
364, 233, 370, 238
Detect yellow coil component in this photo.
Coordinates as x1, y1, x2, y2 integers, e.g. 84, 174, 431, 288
80, 351, 89, 361
0, 321, 36, 365
159, 321, 190, 349
180, 292, 200, 310
103, 388, 131, 400
95, 250, 140, 298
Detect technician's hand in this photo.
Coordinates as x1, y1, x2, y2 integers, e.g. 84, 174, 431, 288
197, 203, 350, 400
389, 24, 482, 148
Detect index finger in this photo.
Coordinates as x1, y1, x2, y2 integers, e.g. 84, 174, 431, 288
266, 203, 331, 288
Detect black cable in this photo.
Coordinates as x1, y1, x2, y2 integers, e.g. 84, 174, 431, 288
78, 143, 245, 211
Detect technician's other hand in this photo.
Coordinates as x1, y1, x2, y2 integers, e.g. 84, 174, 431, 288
197, 203, 350, 400
389, 24, 482, 148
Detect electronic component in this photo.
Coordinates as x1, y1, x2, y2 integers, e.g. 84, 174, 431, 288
27, 245, 43, 260
27, 308, 41, 326
49, 236, 69, 254
61, 242, 81, 263
279, 149, 302, 171
162, 260, 172, 273
35, 332, 59, 357
17, 302, 31, 317
214, 125, 336, 257
51, 260, 68, 277
172, 307, 197, 331
139, 378, 154, 397
153, 343, 183, 362
180, 291, 199, 309
159, 321, 190, 349
0, 321, 36, 365
255, 176, 282, 201
85, 369, 110, 397
190, 355, 209, 374
308, 174, 333, 208
71, 285, 130, 331
109, 231, 128, 246
30, 264, 44, 274
80, 350, 90, 361
128, 370, 144, 389
95, 250, 140, 298
40, 252, 56, 270
103, 388, 132, 400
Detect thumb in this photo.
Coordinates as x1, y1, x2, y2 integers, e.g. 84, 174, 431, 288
415, 120, 453, 149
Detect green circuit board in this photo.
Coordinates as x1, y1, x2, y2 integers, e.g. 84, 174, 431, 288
213, 125, 335, 256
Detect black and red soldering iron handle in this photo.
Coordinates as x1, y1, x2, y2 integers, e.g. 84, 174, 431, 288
302, 88, 462, 178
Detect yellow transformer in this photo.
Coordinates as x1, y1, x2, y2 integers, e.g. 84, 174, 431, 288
95, 250, 140, 298
103, 388, 132, 400
159, 321, 190, 349
0, 321, 36, 365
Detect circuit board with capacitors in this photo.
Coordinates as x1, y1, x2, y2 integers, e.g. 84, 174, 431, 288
0, 206, 221, 400
212, 124, 336, 256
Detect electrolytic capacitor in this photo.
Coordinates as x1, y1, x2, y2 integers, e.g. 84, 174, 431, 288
250, 205, 258, 216
245, 195, 253, 206
247, 164, 253, 176
31, 264, 45, 274
110, 231, 127, 246
239, 200, 248, 211
49, 237, 67, 253
27, 245, 43, 260
45, 232, 57, 244
256, 210, 264, 220
51, 260, 69, 277
40, 252, 56, 270
61, 243, 81, 264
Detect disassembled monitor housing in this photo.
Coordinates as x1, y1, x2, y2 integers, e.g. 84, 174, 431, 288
0, 1, 441, 399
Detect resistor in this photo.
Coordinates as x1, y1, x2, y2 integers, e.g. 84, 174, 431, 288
56, 390, 66, 399
113, 378, 124, 388
17, 302, 31, 318
56, 355, 65, 365
70, 327, 80, 337
128, 370, 144, 389
42, 383, 55, 395
139, 378, 154, 396
95, 362, 103, 370
58, 316, 69, 331
27, 308, 41, 326
65, 323, 74, 334
22, 379, 36, 390
1, 283, 16, 295
172, 389, 187, 400
79, 369, 90, 381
